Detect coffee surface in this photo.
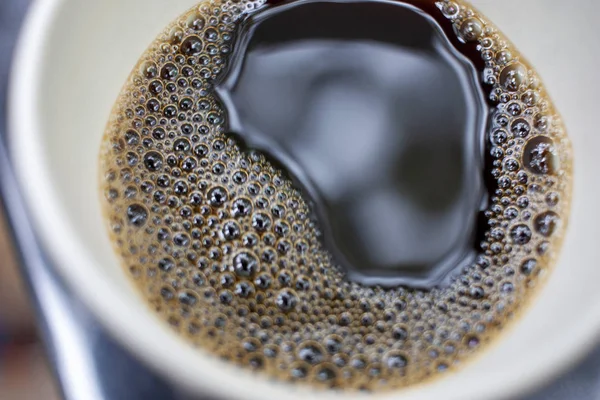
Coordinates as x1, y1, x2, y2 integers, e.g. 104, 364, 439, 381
99, 0, 572, 391
218, 0, 488, 288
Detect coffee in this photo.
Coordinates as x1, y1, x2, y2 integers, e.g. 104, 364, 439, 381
99, 0, 572, 391
220, 0, 489, 289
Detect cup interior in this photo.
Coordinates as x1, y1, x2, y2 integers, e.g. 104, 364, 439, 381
9, 0, 600, 399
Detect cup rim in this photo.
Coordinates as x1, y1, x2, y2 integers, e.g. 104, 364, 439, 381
8, 0, 600, 399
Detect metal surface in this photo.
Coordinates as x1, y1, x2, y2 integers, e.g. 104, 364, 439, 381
1, 1, 600, 400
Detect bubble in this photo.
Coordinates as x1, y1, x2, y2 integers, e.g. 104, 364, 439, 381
169, 27, 184, 44
173, 233, 190, 247
274, 220, 290, 236
507, 102, 522, 116
315, 364, 338, 382
436, 362, 449, 373
212, 162, 226, 175
182, 157, 197, 172
232, 198, 253, 217
235, 281, 255, 298
503, 158, 519, 172
146, 99, 160, 114
255, 273, 272, 289
204, 28, 219, 42
491, 129, 507, 145
234, 252, 258, 277
350, 355, 367, 370
187, 13, 206, 31
384, 351, 408, 369
233, 170, 248, 184
522, 90, 539, 107
290, 362, 309, 380
297, 342, 324, 364
219, 289, 234, 304
220, 273, 235, 288
500, 282, 514, 293
534, 114, 549, 132
248, 354, 265, 369
276, 289, 298, 312
324, 335, 343, 354
149, 80, 164, 95
469, 285, 485, 299
143, 151, 164, 171
277, 270, 292, 286
496, 50, 512, 65
465, 335, 479, 348
523, 136, 559, 175
193, 272, 206, 286
295, 275, 311, 291
179, 98, 194, 111
222, 221, 241, 240
546, 192, 559, 207
510, 224, 532, 245
511, 119, 531, 138
534, 211, 559, 237
140, 61, 158, 79
458, 18, 483, 42
194, 144, 209, 158
181, 36, 203, 56
178, 290, 198, 306
517, 196, 529, 209
173, 180, 189, 195
160, 287, 175, 301
126, 152, 139, 166
208, 186, 229, 207
152, 127, 166, 140
126, 204, 148, 227
174, 138, 191, 152
520, 258, 537, 275
243, 233, 259, 247
439, 1, 459, 18
160, 63, 179, 81
537, 241, 550, 256
252, 212, 272, 232
158, 257, 175, 272
392, 325, 408, 340
163, 105, 177, 118
499, 63, 527, 92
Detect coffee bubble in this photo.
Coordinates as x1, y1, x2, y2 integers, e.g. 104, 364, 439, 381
126, 204, 148, 227
524, 136, 560, 175
499, 63, 528, 92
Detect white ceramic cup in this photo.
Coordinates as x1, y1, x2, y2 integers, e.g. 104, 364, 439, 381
8, 0, 600, 399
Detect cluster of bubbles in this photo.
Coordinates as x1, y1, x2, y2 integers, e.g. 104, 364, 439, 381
99, 0, 572, 391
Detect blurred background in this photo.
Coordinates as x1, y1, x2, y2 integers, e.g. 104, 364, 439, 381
0, 1, 60, 398
0, 1, 60, 399
0, 1, 600, 400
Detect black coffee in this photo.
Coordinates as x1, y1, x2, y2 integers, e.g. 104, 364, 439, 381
99, 0, 572, 391
218, 0, 489, 288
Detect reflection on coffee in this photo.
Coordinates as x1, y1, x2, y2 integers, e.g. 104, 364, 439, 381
99, 0, 572, 391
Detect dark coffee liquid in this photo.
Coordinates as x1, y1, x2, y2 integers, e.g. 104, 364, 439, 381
218, 0, 489, 288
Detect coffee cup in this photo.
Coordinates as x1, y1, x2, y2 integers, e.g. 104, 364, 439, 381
8, 0, 600, 399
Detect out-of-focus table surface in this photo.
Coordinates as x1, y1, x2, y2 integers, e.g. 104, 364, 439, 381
1, 1, 600, 400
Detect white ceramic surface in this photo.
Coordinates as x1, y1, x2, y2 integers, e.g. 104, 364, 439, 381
8, 0, 600, 399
